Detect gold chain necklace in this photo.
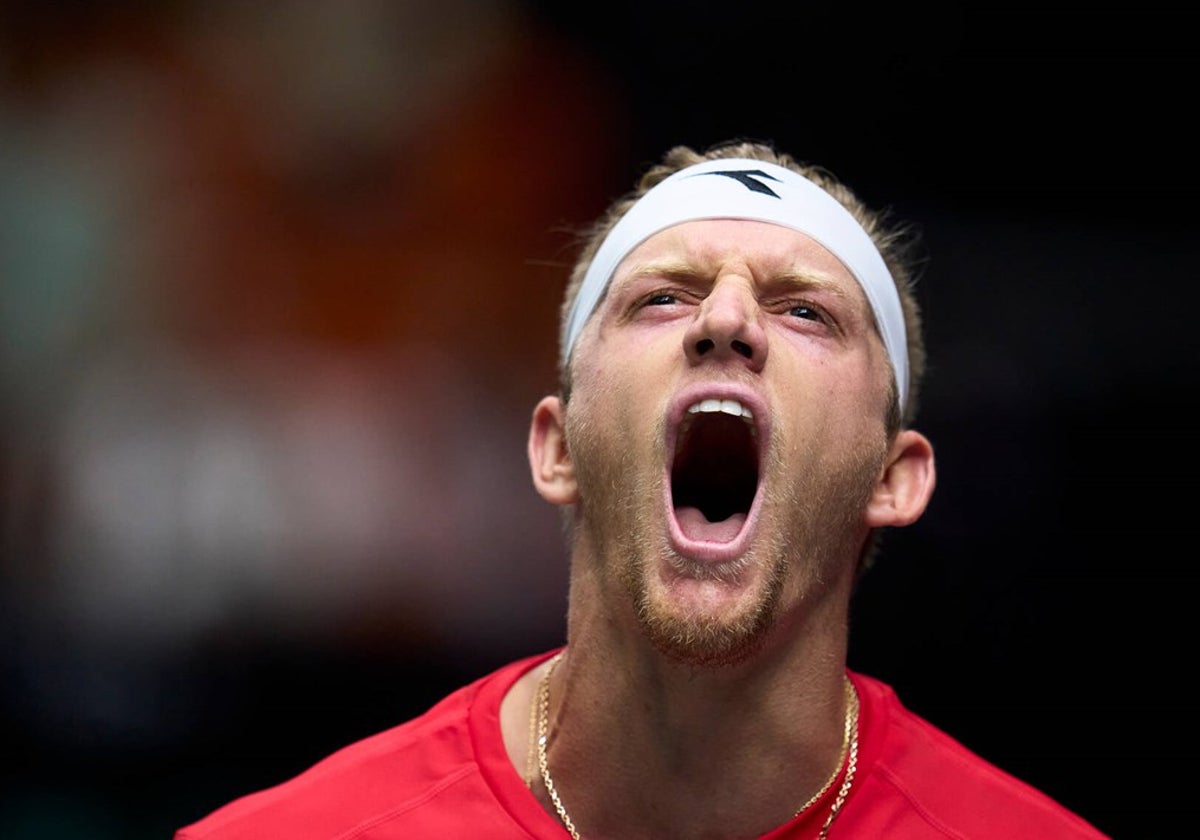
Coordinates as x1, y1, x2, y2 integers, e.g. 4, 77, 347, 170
794, 677, 858, 822
534, 651, 860, 839
525, 666, 542, 785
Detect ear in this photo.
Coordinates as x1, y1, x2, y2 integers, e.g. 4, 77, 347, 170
528, 396, 578, 506
864, 429, 936, 528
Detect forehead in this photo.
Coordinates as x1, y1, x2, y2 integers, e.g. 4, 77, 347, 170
611, 219, 862, 293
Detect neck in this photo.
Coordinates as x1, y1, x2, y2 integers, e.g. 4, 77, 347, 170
520, 566, 853, 839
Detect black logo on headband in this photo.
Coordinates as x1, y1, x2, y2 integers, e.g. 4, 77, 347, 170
691, 169, 782, 198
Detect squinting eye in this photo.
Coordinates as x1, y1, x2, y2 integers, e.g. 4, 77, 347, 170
790, 305, 822, 321
648, 294, 677, 306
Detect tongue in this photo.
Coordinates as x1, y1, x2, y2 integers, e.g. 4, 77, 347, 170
675, 506, 747, 543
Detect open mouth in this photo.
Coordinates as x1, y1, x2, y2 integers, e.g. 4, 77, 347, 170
670, 398, 761, 545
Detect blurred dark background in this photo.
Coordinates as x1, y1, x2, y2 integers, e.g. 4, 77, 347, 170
1, 3, 1195, 838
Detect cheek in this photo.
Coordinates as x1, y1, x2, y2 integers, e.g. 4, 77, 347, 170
773, 365, 889, 463
570, 332, 627, 399
571, 335, 667, 417
566, 359, 667, 492
859, 338, 898, 415
565, 368, 637, 463
808, 345, 893, 425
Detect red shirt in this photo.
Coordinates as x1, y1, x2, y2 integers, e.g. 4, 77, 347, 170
176, 649, 1108, 839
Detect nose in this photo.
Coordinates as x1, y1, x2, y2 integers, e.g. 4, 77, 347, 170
683, 277, 768, 372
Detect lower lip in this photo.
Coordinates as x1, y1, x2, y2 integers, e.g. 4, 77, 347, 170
664, 492, 757, 563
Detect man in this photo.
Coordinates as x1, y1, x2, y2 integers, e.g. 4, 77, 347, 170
176, 141, 1109, 838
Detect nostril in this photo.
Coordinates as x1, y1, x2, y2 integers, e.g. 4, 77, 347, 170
695, 338, 715, 355
732, 340, 752, 359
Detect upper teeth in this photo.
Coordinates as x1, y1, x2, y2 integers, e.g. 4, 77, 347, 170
688, 398, 753, 420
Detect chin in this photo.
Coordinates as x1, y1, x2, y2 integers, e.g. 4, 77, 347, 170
639, 609, 770, 668
631, 551, 786, 669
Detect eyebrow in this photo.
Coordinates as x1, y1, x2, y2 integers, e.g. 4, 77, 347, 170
619, 259, 856, 300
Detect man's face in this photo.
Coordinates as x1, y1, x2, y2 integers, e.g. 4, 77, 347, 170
563, 219, 895, 666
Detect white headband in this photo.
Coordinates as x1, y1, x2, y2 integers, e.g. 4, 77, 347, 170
563, 157, 909, 411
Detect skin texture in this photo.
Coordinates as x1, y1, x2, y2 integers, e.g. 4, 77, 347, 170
508, 219, 936, 839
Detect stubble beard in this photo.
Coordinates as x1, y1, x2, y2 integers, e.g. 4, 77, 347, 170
628, 528, 788, 668
570, 408, 880, 669
566, 412, 792, 667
